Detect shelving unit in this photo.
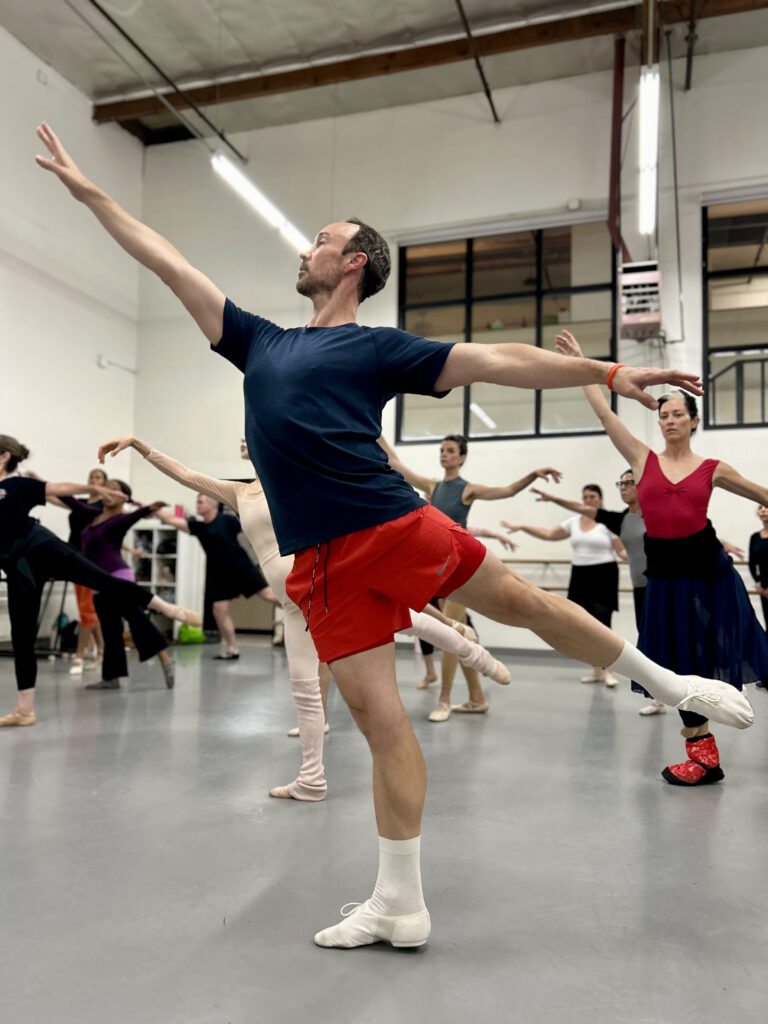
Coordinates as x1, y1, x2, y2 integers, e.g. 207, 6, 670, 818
128, 523, 204, 638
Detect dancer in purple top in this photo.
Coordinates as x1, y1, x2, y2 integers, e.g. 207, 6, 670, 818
61, 480, 176, 689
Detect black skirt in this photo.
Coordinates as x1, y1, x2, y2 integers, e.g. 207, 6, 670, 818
567, 561, 619, 626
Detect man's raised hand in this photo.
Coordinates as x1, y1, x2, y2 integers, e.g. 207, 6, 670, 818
35, 123, 90, 200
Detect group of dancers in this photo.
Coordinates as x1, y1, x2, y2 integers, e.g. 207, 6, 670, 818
0, 121, 764, 952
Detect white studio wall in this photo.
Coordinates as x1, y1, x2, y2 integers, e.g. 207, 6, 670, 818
1, 27, 144, 636
127, 45, 768, 649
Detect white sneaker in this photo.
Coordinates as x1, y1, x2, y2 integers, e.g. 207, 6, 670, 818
287, 723, 329, 737
675, 677, 754, 729
639, 699, 666, 716
428, 701, 451, 722
314, 901, 431, 948
69, 659, 84, 677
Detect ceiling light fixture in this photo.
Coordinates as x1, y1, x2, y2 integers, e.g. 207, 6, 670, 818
211, 153, 312, 253
638, 65, 660, 236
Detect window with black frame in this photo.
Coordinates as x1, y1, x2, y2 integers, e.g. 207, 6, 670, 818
704, 199, 768, 429
396, 223, 616, 443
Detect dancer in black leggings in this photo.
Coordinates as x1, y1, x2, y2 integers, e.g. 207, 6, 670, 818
0, 434, 201, 727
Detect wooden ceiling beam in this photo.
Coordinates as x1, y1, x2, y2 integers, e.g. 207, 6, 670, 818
92, 6, 639, 124
92, 0, 768, 125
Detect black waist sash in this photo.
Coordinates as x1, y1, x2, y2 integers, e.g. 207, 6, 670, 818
644, 521, 728, 581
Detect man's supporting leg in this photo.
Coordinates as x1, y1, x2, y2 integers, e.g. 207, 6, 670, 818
313, 643, 430, 948
212, 600, 238, 656
450, 552, 754, 729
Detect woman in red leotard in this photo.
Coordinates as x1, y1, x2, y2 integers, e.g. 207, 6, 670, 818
556, 331, 768, 786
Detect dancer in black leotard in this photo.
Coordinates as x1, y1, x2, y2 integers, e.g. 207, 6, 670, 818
155, 498, 276, 659
0, 434, 201, 726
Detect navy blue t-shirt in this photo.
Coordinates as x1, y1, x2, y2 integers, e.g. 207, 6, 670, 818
214, 299, 454, 554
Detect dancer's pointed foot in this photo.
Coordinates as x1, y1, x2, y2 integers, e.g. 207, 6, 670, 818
675, 678, 754, 729
0, 707, 36, 727
417, 673, 437, 689
313, 901, 431, 949
148, 596, 202, 627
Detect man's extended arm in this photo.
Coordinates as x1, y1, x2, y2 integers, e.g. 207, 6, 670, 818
35, 123, 225, 344
434, 338, 703, 412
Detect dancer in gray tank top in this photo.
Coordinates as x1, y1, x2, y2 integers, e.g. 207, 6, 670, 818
380, 434, 561, 721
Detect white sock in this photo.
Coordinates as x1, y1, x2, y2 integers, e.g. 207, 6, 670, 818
609, 641, 688, 705
367, 836, 426, 918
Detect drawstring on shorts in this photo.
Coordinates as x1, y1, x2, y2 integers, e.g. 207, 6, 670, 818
305, 540, 331, 631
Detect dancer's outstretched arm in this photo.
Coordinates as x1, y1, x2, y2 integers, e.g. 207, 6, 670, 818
35, 124, 225, 344
98, 436, 242, 512
529, 488, 596, 519
376, 435, 436, 497
463, 466, 562, 502
713, 464, 768, 507
553, 331, 650, 477
436, 331, 702, 412
502, 522, 569, 542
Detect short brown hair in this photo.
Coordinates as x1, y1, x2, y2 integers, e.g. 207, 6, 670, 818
0, 434, 30, 472
343, 218, 391, 302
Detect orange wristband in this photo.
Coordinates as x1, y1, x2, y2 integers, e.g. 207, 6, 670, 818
606, 363, 626, 392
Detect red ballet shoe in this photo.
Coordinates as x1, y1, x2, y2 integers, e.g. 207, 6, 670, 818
662, 733, 724, 786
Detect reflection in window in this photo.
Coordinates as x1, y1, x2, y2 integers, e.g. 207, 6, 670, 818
398, 222, 615, 442
704, 199, 768, 429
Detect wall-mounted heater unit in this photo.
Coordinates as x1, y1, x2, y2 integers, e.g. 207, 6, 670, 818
620, 261, 661, 340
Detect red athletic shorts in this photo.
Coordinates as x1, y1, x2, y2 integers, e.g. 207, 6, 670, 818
74, 583, 99, 630
285, 505, 487, 663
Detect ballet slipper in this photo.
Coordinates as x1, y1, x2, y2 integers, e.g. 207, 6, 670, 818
0, 707, 36, 727
451, 699, 489, 713
417, 674, 437, 689
270, 780, 327, 802
450, 620, 478, 643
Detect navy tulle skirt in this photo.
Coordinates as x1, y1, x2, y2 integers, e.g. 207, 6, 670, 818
635, 542, 768, 697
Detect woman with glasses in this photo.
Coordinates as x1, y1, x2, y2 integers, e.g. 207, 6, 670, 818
503, 483, 625, 687
555, 331, 768, 786
522, 470, 664, 712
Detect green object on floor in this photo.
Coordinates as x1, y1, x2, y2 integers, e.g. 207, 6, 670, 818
178, 623, 205, 644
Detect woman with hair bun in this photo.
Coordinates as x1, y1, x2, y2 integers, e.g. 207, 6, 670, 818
555, 332, 768, 786
0, 434, 201, 726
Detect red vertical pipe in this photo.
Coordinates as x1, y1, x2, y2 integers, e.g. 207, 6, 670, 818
609, 35, 631, 263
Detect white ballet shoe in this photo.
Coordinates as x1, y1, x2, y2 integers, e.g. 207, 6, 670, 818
428, 701, 451, 722
69, 658, 84, 676
270, 781, 326, 802
313, 901, 431, 949
674, 677, 754, 729
639, 699, 666, 716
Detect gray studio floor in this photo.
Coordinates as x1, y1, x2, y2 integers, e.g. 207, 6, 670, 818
1, 639, 768, 1024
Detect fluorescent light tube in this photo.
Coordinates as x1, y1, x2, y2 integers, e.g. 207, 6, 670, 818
211, 153, 312, 253
638, 65, 660, 236
470, 402, 498, 430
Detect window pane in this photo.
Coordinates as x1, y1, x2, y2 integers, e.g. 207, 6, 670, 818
404, 304, 465, 342
470, 298, 537, 344
400, 305, 464, 440
400, 388, 464, 440
469, 382, 535, 437
473, 232, 536, 298
708, 274, 768, 351
403, 240, 466, 305
542, 222, 612, 289
709, 351, 768, 426
707, 199, 768, 272
540, 292, 613, 358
